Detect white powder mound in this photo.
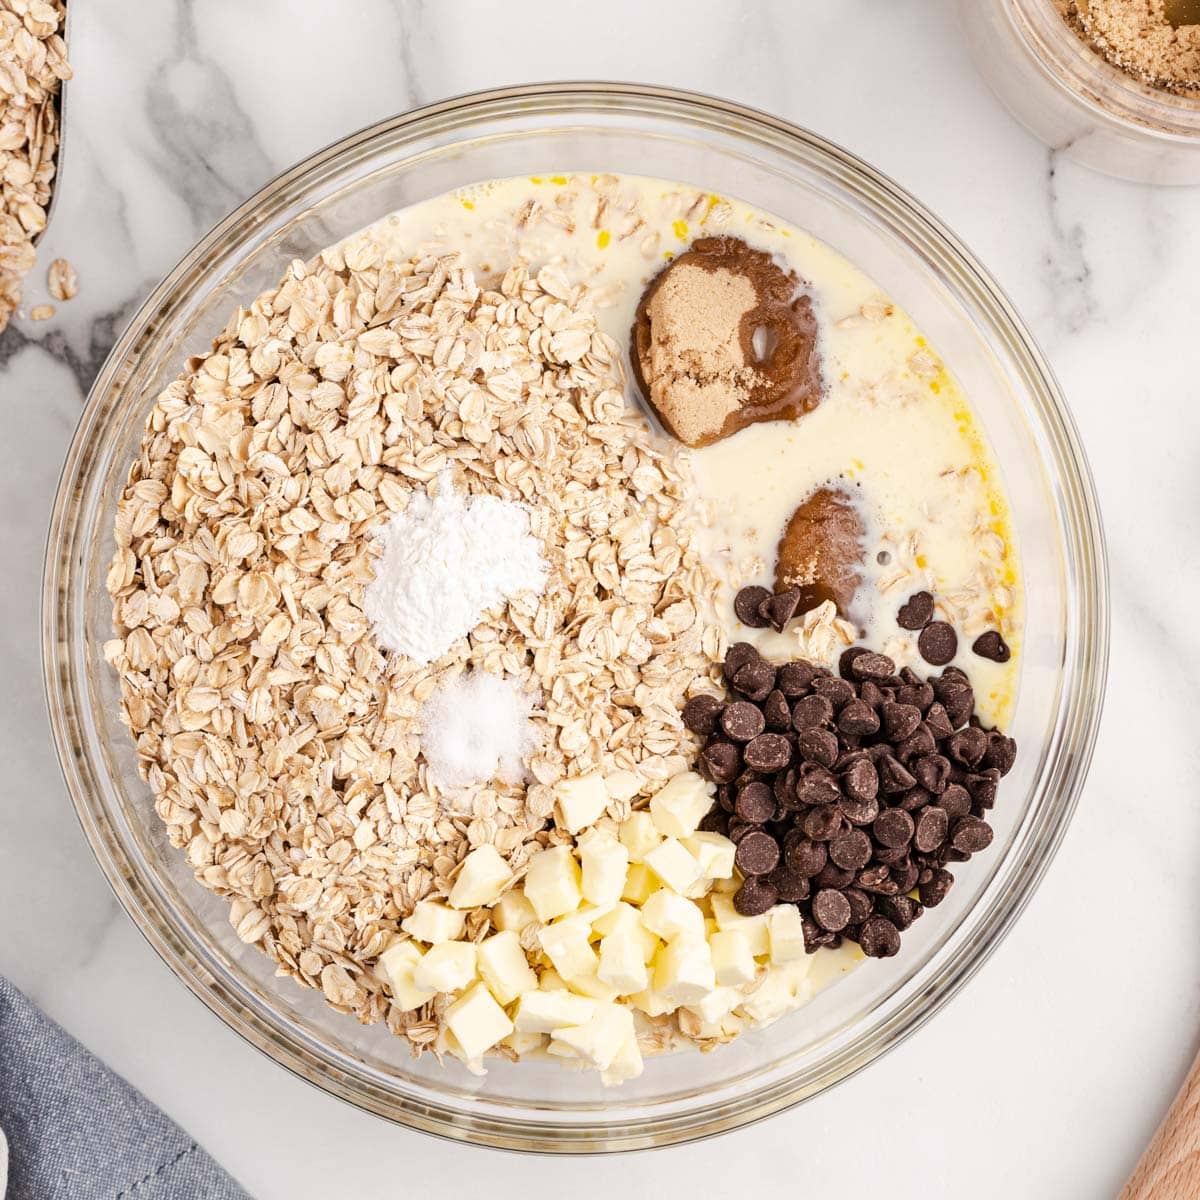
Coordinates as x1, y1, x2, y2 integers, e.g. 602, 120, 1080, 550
420, 671, 537, 792
362, 472, 548, 663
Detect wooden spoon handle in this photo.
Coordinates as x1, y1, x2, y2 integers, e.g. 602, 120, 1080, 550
1119, 1049, 1200, 1200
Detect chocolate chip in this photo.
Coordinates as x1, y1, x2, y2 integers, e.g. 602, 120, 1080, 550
966, 768, 1000, 811
895, 724, 937, 763
814, 677, 855, 707
942, 687, 975, 730
760, 587, 802, 632
830, 829, 873, 870
859, 680, 886, 710
812, 888, 852, 932
876, 894, 922, 931
735, 829, 781, 875
723, 642, 759, 683
744, 732, 793, 772
838, 698, 880, 736
914, 805, 949, 853
918, 621, 958, 667
776, 663, 815, 698
813, 862, 856, 890
766, 865, 811, 902
735, 781, 775, 824
878, 755, 916, 794
682, 693, 724, 736
880, 701, 922, 741
937, 783, 972, 819
796, 727, 840, 768
844, 887, 873, 924
791, 694, 833, 732
848, 651, 896, 681
856, 864, 891, 892
698, 809, 729, 834
972, 630, 1011, 663
734, 876, 778, 916
913, 753, 950, 794
873, 807, 915, 850
950, 816, 994, 854
720, 700, 765, 743
795, 762, 841, 806
839, 646, 870, 678
700, 740, 741, 784
763, 689, 792, 732
734, 585, 773, 628
895, 786, 932, 812
946, 726, 988, 768
803, 805, 844, 842
786, 836, 828, 877
838, 791, 880, 826
918, 868, 954, 908
897, 590, 935, 630
859, 916, 902, 957
896, 682, 935, 713
842, 756, 880, 802
924, 702, 955, 740
982, 732, 1017, 776
732, 659, 776, 702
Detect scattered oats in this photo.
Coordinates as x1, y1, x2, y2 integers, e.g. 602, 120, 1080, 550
28, 302, 52, 320
46, 254, 75, 300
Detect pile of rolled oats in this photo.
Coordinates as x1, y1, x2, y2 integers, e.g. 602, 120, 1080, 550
0, 0, 69, 331
105, 244, 723, 1032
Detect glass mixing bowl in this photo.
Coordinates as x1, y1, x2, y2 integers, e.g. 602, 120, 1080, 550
43, 84, 1108, 1152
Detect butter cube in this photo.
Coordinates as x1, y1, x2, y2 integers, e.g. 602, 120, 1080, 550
737, 970, 800, 1025
648, 772, 714, 838
686, 985, 743, 1025
621, 862, 656, 905
524, 845, 582, 921
413, 940, 477, 993
710, 893, 770, 957
593, 902, 659, 962
491, 888, 537, 934
644, 838, 703, 894
563, 968, 620, 1003
379, 941, 435, 1012
709, 929, 757, 987
554, 775, 609, 834
640, 888, 705, 941
654, 935, 716, 1007
477, 930, 538, 1005
445, 983, 514, 1060
628, 988, 675, 1017
502, 1030, 548, 1057
683, 832, 737, 880
449, 844, 514, 909
604, 769, 643, 803
549, 1002, 636, 1071
768, 904, 809, 964
618, 811, 662, 864
401, 899, 466, 945
600, 1034, 644, 1086
514, 989, 597, 1033
538, 918, 598, 981
578, 830, 629, 909
598, 930, 650, 994
539, 968, 568, 991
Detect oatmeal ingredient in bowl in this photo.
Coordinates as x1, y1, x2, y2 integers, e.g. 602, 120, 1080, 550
630, 236, 823, 448
774, 486, 866, 620
362, 471, 547, 663
420, 670, 537, 791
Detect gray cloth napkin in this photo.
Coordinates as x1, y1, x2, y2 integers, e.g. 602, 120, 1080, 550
0, 977, 250, 1199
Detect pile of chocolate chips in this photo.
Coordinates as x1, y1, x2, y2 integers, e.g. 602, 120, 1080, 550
684, 640, 1017, 958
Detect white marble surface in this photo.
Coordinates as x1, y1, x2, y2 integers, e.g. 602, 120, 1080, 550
2, 1, 1198, 1196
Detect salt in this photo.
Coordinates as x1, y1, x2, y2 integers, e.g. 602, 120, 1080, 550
362, 472, 547, 663
420, 671, 537, 792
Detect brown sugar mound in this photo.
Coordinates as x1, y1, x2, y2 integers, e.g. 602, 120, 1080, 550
630, 236, 823, 449
1058, 0, 1200, 93
775, 486, 865, 619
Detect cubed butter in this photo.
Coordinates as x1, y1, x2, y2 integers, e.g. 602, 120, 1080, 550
549, 1002, 636, 1071
445, 983, 514, 1060
685, 985, 743, 1025
709, 928, 757, 987
628, 988, 675, 1017
593, 902, 659, 962
491, 887, 537, 933
538, 918, 598, 981
554, 775, 609, 834
578, 830, 629, 908
413, 940, 477, 993
401, 899, 466, 944
379, 941, 435, 1012
710, 893, 770, 956
502, 1029, 548, 1057
600, 1034, 644, 1086
648, 771, 714, 838
618, 810, 662, 863
524, 845, 582, 921
683, 831, 737, 880
477, 930, 538, 1005
448, 844, 514, 909
563, 968, 620, 1002
737, 970, 800, 1024
513, 989, 597, 1033
768, 904, 809, 964
621, 862, 656, 905
597, 930, 650, 994
644, 838, 703, 894
654, 935, 716, 1007
640, 888, 705, 940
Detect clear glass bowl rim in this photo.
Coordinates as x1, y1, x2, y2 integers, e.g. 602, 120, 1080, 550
42, 82, 1109, 1153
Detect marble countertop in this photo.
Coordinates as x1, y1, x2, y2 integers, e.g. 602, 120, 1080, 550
3, 1, 1197, 1196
